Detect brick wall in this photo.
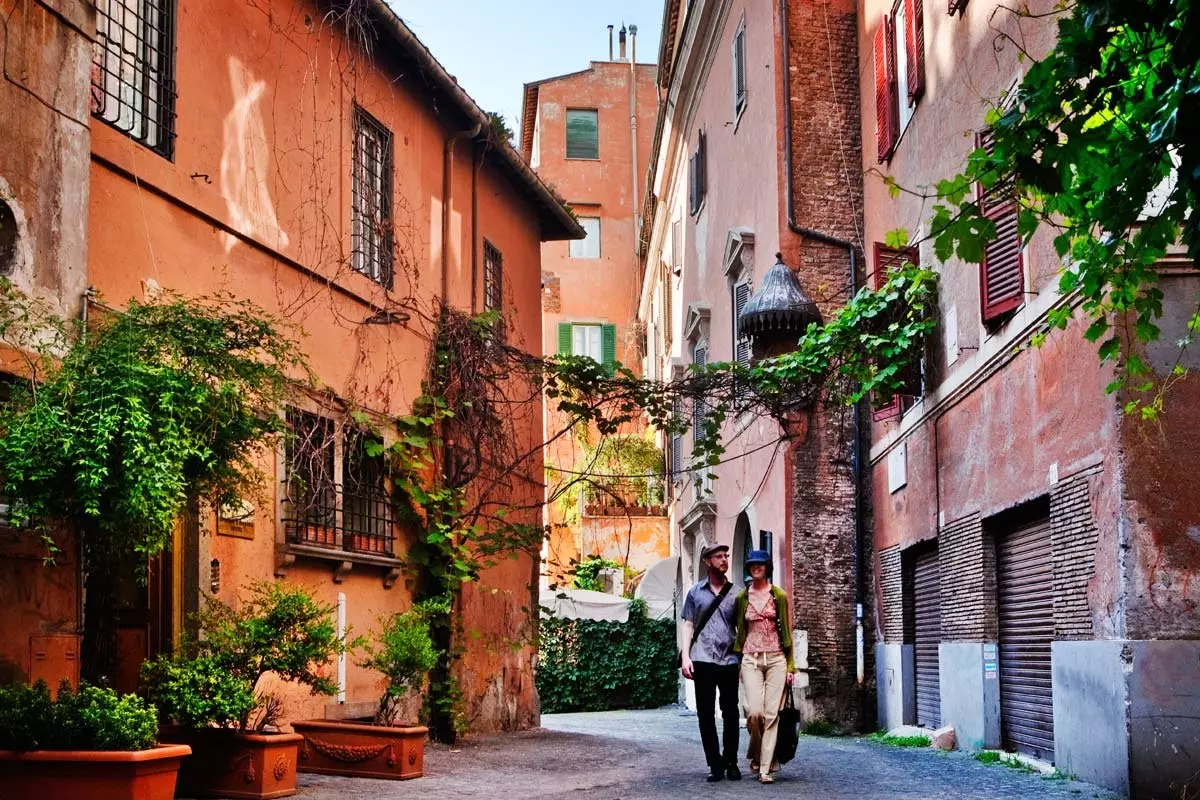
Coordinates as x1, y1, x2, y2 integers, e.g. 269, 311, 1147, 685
790, 408, 863, 729
783, 0, 867, 731
878, 544, 903, 643
1051, 467, 1101, 639
938, 514, 997, 641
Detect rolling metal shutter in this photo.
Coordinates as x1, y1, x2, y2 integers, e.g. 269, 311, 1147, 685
912, 547, 941, 728
997, 518, 1055, 761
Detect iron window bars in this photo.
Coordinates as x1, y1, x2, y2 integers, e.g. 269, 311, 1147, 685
283, 411, 397, 557
91, 0, 177, 158
484, 240, 503, 311
351, 107, 395, 290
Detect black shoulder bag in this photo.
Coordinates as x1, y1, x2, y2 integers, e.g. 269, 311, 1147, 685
679, 582, 732, 668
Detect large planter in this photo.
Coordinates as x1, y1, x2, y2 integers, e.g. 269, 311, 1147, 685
292, 719, 427, 780
159, 727, 302, 799
0, 744, 190, 800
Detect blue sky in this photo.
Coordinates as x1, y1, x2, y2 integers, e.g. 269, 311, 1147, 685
391, 1, 664, 134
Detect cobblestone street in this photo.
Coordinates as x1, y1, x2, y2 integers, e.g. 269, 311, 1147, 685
293, 708, 1118, 799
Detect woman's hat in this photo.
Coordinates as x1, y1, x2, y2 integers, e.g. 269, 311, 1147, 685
745, 549, 771, 566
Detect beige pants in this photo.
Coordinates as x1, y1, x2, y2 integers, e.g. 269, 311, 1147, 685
741, 651, 788, 776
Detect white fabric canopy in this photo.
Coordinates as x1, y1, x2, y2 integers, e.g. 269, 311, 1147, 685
539, 588, 631, 622
634, 555, 680, 620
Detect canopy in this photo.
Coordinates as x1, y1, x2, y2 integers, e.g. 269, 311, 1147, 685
634, 555, 680, 620
539, 588, 630, 622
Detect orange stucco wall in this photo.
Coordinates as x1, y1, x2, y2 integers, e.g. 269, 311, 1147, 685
0, 0, 554, 732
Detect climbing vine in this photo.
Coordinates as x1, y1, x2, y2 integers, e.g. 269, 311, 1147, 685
882, 0, 1199, 418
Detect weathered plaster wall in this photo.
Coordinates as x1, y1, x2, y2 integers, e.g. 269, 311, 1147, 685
0, 0, 93, 685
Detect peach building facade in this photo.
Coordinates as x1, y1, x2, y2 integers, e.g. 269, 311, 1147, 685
0, 0, 577, 734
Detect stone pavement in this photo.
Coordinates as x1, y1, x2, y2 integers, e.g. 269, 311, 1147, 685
296, 707, 1120, 799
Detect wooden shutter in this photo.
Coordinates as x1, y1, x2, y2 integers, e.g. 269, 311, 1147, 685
691, 345, 707, 444
733, 26, 747, 112
601, 323, 617, 375
905, 0, 926, 103
670, 397, 683, 482
558, 323, 573, 355
976, 129, 1024, 323
733, 282, 752, 366
874, 17, 899, 162
688, 154, 698, 215
565, 109, 599, 159
697, 130, 708, 203
661, 262, 674, 349
872, 244, 921, 421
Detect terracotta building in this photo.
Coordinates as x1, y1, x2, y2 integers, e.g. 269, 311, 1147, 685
0, 0, 578, 734
640, 0, 867, 724
861, 1, 1199, 797
520, 27, 669, 587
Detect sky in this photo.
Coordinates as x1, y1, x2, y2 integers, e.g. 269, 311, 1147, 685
390, 0, 664, 136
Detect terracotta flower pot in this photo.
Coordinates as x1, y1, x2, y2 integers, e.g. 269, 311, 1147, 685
292, 719, 427, 780
0, 744, 190, 800
158, 727, 302, 799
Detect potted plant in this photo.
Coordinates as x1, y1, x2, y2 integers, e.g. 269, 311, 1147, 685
143, 582, 349, 799
293, 602, 437, 780
0, 680, 190, 799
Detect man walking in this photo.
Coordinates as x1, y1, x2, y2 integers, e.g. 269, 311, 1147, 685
681, 543, 742, 782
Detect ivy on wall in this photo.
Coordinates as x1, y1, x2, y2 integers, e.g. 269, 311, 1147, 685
536, 599, 677, 714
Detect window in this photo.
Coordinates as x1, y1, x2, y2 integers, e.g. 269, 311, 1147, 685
558, 322, 616, 374
732, 281, 752, 368
976, 128, 1024, 324
671, 219, 683, 275
565, 109, 599, 159
733, 19, 747, 117
569, 217, 601, 258
872, 244, 924, 421
874, 0, 926, 162
351, 107, 394, 289
688, 130, 708, 215
283, 410, 396, 556
91, 0, 176, 158
691, 343, 707, 445
670, 396, 683, 484
484, 240, 503, 311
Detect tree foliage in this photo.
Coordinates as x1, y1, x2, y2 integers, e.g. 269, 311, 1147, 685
898, 0, 1199, 417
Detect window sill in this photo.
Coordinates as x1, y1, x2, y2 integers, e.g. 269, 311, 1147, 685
564, 157, 602, 162
275, 542, 403, 587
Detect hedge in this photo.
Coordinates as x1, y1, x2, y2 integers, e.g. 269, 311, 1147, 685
537, 598, 678, 714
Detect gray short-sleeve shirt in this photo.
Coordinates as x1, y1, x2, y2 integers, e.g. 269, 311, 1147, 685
681, 579, 740, 666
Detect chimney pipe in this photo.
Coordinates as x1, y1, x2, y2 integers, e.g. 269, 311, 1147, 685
629, 23, 637, 64
608, 24, 614, 60
618, 24, 627, 60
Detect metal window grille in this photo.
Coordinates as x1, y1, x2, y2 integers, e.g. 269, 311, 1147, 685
351, 108, 394, 289
484, 240, 503, 311
91, 0, 176, 158
282, 412, 396, 557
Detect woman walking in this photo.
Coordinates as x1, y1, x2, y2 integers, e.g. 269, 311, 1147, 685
734, 549, 795, 784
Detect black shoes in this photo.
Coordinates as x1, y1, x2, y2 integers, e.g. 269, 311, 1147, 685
706, 770, 725, 783
726, 765, 743, 781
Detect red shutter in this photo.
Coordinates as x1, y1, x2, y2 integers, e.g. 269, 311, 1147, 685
872, 243, 921, 421
976, 130, 1024, 323
874, 19, 898, 163
905, 0, 926, 103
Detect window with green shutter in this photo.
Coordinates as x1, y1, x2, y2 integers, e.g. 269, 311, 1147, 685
558, 323, 615, 375
565, 109, 599, 159
601, 323, 616, 376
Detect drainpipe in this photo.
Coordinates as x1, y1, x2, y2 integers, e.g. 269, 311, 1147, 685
471, 141, 484, 314
629, 25, 640, 244
778, 0, 869, 705
443, 122, 483, 306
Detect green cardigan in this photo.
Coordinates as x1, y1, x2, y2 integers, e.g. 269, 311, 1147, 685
733, 585, 795, 672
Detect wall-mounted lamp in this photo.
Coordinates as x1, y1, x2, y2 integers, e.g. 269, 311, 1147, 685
210, 559, 221, 594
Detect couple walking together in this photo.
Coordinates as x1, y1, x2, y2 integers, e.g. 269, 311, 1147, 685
681, 542, 795, 784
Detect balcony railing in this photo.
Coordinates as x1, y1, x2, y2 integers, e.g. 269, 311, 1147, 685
282, 483, 397, 557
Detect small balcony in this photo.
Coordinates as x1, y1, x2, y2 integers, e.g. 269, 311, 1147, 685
282, 483, 397, 557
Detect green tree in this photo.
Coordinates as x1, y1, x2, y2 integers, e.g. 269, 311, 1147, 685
0, 293, 304, 682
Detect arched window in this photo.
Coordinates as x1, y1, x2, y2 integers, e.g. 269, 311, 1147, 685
733, 512, 753, 585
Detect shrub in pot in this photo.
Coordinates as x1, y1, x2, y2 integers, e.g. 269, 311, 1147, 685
293, 602, 437, 780
143, 581, 349, 799
0, 680, 190, 800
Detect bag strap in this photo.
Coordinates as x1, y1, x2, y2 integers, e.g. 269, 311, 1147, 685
770, 588, 795, 666
690, 582, 732, 645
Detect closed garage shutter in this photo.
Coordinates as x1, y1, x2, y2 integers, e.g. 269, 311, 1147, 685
912, 547, 941, 728
997, 518, 1054, 761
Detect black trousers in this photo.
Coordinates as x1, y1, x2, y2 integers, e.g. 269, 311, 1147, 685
693, 661, 740, 771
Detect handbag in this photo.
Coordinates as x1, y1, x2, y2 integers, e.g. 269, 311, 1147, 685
678, 582, 733, 668
774, 689, 800, 764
